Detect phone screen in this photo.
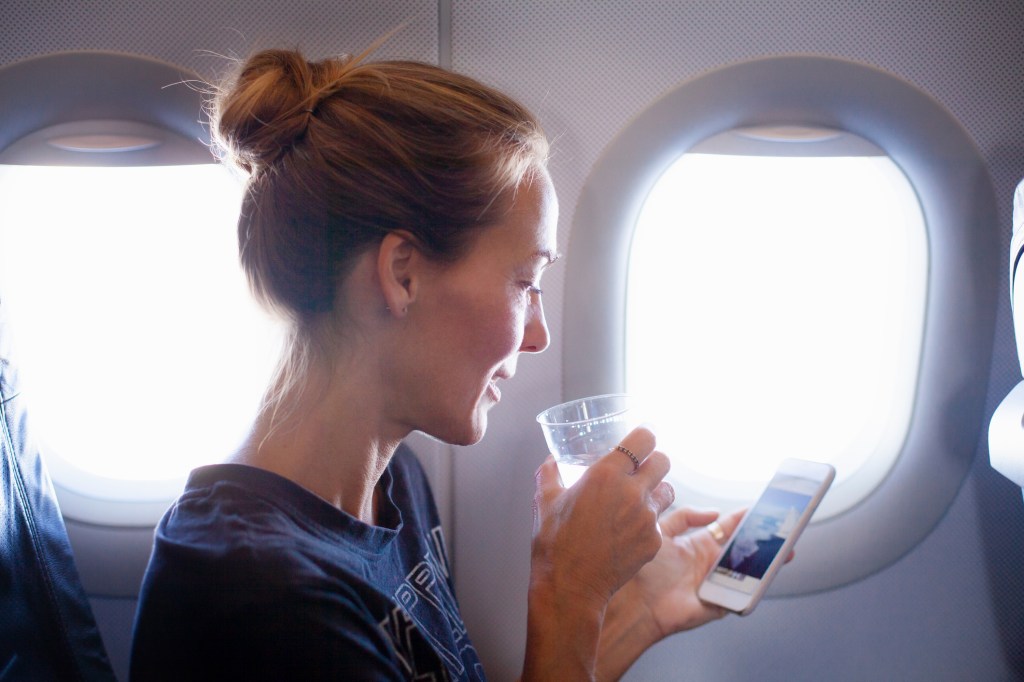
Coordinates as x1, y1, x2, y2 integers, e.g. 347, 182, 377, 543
706, 473, 820, 594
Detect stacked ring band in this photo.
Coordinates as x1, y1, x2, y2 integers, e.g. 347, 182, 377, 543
616, 445, 641, 472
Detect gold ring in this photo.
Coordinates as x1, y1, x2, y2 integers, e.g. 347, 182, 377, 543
616, 445, 640, 472
707, 520, 727, 544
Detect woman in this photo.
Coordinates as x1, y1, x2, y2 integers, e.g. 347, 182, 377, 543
130, 46, 741, 681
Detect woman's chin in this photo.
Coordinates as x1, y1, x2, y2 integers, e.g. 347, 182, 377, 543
421, 411, 488, 447
456, 419, 488, 446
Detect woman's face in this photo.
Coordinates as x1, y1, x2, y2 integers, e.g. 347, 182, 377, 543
397, 170, 559, 445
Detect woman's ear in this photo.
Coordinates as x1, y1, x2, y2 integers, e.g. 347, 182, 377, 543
377, 232, 420, 317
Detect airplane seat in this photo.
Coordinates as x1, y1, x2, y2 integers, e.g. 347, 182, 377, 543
0, 305, 116, 680
989, 178, 1024, 505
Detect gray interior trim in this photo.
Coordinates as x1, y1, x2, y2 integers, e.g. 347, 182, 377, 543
690, 126, 886, 157
437, 0, 452, 70
65, 521, 155, 599
565, 56, 999, 594
0, 51, 210, 166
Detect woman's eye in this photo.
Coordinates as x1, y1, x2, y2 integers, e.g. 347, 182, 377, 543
524, 283, 543, 297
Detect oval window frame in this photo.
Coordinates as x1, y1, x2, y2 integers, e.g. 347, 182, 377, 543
0, 52, 215, 536
0, 51, 236, 597
564, 56, 999, 594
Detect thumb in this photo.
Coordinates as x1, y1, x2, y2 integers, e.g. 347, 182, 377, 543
532, 455, 563, 531
535, 454, 564, 492
660, 507, 720, 538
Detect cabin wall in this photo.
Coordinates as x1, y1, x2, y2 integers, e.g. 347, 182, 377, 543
447, 2, 1024, 680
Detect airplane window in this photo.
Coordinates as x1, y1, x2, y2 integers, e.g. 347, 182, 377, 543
566, 56, 998, 593
0, 163, 281, 516
626, 127, 927, 520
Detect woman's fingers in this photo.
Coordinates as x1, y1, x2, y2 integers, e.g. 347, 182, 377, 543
598, 426, 670, 487
715, 508, 745, 538
703, 508, 745, 546
607, 426, 656, 474
585, 425, 675, 517
650, 480, 676, 515
660, 507, 720, 537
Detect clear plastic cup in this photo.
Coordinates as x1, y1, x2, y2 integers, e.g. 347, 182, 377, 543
536, 394, 638, 487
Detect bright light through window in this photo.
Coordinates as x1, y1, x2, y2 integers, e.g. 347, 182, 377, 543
0, 164, 281, 490
627, 145, 927, 516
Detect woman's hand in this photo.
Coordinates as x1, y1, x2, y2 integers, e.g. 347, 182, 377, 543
530, 426, 675, 607
522, 427, 675, 681
594, 506, 746, 682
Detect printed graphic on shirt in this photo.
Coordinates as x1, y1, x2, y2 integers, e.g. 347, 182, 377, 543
380, 525, 483, 681
430, 525, 450, 580
380, 605, 452, 682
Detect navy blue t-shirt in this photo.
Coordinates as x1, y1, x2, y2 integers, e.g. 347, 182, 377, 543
130, 446, 484, 681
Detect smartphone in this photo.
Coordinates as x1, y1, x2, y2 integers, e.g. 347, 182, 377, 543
697, 458, 835, 616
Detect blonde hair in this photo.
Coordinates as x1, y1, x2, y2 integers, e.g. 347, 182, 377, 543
212, 47, 549, 418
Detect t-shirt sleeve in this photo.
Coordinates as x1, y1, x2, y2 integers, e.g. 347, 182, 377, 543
229, 556, 407, 680
132, 457, 477, 681
132, 503, 408, 682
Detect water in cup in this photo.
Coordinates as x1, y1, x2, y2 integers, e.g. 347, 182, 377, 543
536, 394, 638, 487
552, 452, 604, 487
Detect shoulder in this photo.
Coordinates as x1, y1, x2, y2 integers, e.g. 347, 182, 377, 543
133, 466, 408, 679
133, 568, 406, 681
158, 464, 309, 553
149, 464, 366, 592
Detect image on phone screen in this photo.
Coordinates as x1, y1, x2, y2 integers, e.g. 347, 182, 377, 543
708, 474, 816, 592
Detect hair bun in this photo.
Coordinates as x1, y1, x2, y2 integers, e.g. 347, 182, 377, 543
214, 49, 327, 173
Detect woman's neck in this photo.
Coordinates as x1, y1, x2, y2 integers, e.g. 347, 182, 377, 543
232, 361, 405, 524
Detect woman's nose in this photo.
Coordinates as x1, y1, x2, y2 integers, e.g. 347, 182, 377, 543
520, 303, 550, 354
